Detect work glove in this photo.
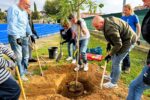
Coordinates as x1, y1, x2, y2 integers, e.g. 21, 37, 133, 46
106, 43, 111, 52
16, 38, 22, 46
7, 60, 16, 70
105, 54, 111, 63
77, 20, 81, 26
143, 67, 150, 85
30, 35, 35, 43
136, 40, 140, 45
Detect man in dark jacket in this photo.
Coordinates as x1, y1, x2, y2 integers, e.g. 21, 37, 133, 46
127, 0, 150, 99
92, 16, 137, 88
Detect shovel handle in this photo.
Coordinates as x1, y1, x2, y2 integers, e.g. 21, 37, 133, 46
15, 67, 27, 100
100, 61, 107, 89
34, 44, 44, 76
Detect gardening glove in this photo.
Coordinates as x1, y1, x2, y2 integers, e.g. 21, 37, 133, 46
143, 67, 150, 85
136, 40, 141, 45
77, 20, 81, 26
106, 43, 111, 52
16, 38, 22, 46
30, 35, 35, 43
104, 54, 111, 63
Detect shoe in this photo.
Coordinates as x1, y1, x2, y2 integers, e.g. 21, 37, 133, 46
21, 75, 29, 81
124, 68, 130, 74
104, 75, 112, 81
66, 57, 72, 61
103, 82, 118, 88
83, 63, 88, 71
25, 71, 33, 76
29, 58, 37, 62
72, 59, 76, 64
74, 64, 83, 71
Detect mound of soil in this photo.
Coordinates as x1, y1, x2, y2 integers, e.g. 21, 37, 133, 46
19, 62, 149, 100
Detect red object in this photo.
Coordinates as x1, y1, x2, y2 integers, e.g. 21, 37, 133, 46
87, 53, 103, 61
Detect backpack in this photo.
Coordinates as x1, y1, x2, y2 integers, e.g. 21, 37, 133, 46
141, 10, 150, 44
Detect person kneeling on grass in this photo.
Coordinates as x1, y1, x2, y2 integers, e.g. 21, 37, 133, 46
60, 19, 77, 64
0, 43, 20, 100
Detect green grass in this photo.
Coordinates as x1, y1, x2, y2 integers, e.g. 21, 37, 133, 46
33, 33, 149, 97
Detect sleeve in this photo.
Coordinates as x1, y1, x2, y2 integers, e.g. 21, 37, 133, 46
134, 15, 140, 24
107, 27, 122, 55
7, 6, 20, 38
26, 14, 33, 36
0, 44, 16, 60
0, 44, 16, 68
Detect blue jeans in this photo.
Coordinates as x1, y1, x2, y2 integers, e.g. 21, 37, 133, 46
78, 38, 89, 65
8, 35, 29, 76
0, 75, 20, 100
68, 40, 76, 59
111, 45, 134, 84
127, 65, 150, 100
122, 53, 130, 70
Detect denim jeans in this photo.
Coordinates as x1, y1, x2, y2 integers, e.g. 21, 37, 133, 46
8, 35, 29, 76
68, 40, 76, 59
111, 45, 134, 84
127, 65, 150, 100
122, 53, 130, 70
29, 38, 33, 59
0, 75, 20, 100
78, 38, 89, 65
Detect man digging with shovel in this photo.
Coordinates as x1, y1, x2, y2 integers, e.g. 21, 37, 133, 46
92, 15, 137, 89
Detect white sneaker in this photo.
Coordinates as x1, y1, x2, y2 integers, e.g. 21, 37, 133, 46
66, 57, 72, 61
103, 82, 118, 88
83, 63, 88, 71
72, 59, 76, 64
21, 75, 29, 81
74, 64, 82, 71
104, 75, 112, 81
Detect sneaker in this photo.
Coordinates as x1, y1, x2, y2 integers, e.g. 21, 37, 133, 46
72, 59, 76, 64
124, 68, 130, 74
21, 75, 29, 81
74, 64, 83, 71
103, 82, 118, 89
83, 63, 88, 71
104, 75, 112, 81
66, 57, 72, 61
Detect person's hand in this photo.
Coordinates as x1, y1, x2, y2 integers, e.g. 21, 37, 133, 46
136, 40, 140, 45
106, 43, 111, 52
7, 60, 16, 70
77, 20, 81, 26
16, 38, 22, 46
10, 57, 16, 63
30, 35, 35, 43
104, 54, 111, 63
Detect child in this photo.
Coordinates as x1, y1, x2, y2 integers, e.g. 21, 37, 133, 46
60, 20, 77, 64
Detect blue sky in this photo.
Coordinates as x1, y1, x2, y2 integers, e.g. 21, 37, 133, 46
0, 0, 143, 14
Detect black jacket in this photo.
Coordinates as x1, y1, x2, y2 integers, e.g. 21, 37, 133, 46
141, 10, 150, 65
60, 28, 76, 44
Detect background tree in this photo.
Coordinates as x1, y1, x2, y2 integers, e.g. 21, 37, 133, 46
32, 2, 40, 19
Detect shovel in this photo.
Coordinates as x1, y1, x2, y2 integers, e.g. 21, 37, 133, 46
16, 67, 27, 100
56, 41, 63, 62
100, 61, 107, 89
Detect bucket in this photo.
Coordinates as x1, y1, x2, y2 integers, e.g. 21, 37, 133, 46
48, 47, 58, 59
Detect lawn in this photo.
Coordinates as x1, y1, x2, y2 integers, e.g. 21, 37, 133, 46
32, 32, 149, 97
